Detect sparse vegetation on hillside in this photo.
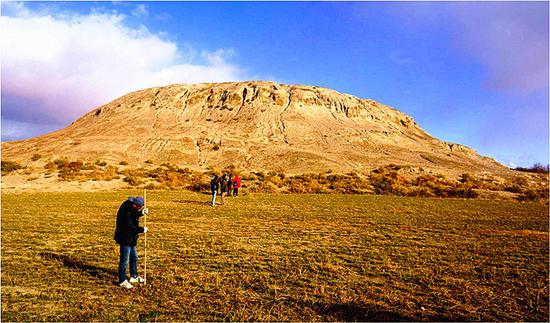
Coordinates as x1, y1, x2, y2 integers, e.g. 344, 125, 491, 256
4, 158, 548, 202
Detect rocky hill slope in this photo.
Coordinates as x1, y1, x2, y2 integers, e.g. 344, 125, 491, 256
2, 81, 511, 177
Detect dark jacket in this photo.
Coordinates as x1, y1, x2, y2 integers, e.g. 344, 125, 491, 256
227, 178, 233, 191
210, 177, 219, 192
114, 199, 144, 246
220, 178, 228, 192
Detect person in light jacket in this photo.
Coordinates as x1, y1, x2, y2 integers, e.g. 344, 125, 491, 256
210, 175, 219, 206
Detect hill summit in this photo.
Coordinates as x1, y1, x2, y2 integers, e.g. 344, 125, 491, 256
2, 81, 509, 177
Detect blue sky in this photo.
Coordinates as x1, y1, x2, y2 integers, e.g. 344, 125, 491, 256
2, 1, 548, 168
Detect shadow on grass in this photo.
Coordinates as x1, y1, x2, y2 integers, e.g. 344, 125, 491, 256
174, 199, 212, 206
306, 301, 413, 322
40, 252, 117, 283
307, 301, 462, 322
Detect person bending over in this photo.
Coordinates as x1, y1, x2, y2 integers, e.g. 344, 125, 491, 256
114, 196, 149, 289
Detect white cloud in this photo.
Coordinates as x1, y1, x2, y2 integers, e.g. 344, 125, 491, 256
131, 4, 149, 17
202, 49, 236, 65
1, 5, 246, 131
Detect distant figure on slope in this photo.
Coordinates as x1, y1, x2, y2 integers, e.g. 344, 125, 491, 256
232, 174, 241, 196
114, 196, 149, 289
227, 175, 233, 197
220, 174, 229, 205
210, 175, 219, 206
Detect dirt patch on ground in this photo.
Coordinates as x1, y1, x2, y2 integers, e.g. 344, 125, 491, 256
2, 173, 126, 193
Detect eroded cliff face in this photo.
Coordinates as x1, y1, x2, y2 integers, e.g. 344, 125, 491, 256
2, 81, 508, 176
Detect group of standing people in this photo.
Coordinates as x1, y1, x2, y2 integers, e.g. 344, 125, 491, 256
210, 174, 241, 206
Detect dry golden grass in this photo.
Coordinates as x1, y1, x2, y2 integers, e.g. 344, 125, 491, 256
2, 191, 548, 321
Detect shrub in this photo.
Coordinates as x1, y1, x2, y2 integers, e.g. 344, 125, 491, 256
206, 165, 221, 177
160, 162, 177, 170
369, 170, 408, 195
124, 174, 144, 186
188, 182, 210, 192
80, 162, 96, 170
68, 161, 84, 171
265, 174, 284, 188
1, 160, 24, 175
504, 177, 529, 193
459, 173, 500, 190
288, 181, 308, 193
504, 184, 523, 193
119, 161, 129, 166
45, 161, 56, 170
223, 164, 238, 175
31, 154, 42, 161
89, 166, 120, 181
515, 163, 549, 174
54, 157, 69, 169
254, 171, 266, 180
517, 188, 549, 202
258, 181, 279, 193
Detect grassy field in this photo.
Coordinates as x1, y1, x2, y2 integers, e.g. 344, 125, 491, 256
1, 191, 548, 321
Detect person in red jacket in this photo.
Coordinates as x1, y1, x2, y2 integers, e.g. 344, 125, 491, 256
232, 174, 241, 196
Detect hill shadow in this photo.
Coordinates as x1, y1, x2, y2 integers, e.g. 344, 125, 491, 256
40, 252, 117, 284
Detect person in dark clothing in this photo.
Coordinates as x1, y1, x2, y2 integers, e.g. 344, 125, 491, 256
114, 196, 149, 289
210, 175, 219, 206
227, 175, 233, 197
220, 174, 228, 205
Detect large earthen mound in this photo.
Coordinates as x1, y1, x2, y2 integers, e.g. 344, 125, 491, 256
2, 81, 511, 177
